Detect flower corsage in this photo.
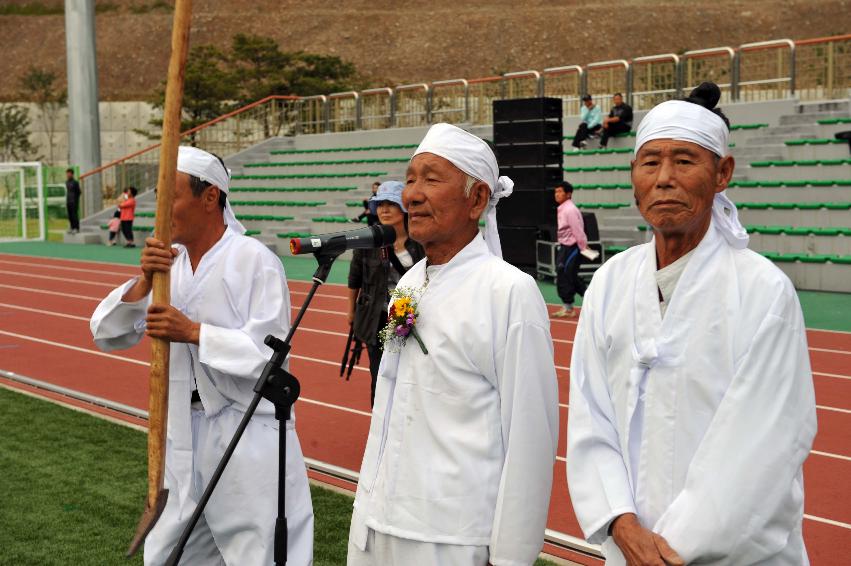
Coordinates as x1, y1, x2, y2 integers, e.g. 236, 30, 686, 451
379, 286, 428, 355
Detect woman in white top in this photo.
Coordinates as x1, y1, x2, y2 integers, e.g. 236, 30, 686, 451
347, 181, 425, 405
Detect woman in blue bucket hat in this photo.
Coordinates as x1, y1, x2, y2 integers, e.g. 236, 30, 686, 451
347, 180, 425, 406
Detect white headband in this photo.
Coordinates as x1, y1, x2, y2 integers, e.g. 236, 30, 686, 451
635, 100, 747, 249
412, 123, 514, 257
177, 146, 246, 234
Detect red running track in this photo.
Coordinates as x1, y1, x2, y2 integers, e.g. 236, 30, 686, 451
0, 253, 849, 565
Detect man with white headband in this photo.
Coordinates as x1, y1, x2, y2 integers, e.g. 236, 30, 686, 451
567, 83, 816, 565
348, 123, 559, 565
90, 146, 313, 565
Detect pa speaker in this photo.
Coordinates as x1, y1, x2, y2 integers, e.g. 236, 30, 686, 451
500, 166, 562, 190
498, 226, 541, 267
495, 144, 563, 167
497, 189, 556, 227
493, 121, 562, 144
493, 97, 562, 122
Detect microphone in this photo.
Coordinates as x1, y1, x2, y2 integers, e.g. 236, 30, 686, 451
290, 225, 396, 256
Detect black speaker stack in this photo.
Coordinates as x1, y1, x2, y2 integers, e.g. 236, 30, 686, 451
492, 97, 563, 272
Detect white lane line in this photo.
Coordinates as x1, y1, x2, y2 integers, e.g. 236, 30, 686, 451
300, 397, 371, 417
1, 270, 118, 287
0, 303, 90, 321
7, 253, 851, 340
0, 332, 370, 411
812, 450, 851, 462
0, 284, 101, 301
811, 347, 851, 356
0, 330, 149, 366
5, 328, 851, 464
817, 404, 851, 415
0, 258, 136, 277
5, 298, 851, 386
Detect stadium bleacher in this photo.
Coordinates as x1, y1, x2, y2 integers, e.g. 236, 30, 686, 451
86, 98, 850, 291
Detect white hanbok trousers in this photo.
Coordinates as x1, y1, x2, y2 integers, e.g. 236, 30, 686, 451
144, 406, 314, 566
347, 527, 488, 566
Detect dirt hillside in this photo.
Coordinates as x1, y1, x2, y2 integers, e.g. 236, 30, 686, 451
2, 0, 849, 101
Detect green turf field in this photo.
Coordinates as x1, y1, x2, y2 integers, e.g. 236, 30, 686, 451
0, 387, 558, 565
3, 240, 851, 331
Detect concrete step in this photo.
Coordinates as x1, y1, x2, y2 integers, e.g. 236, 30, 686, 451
795, 100, 851, 115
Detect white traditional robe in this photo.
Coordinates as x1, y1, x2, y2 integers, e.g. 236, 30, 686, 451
350, 233, 560, 566
90, 228, 313, 565
567, 220, 817, 565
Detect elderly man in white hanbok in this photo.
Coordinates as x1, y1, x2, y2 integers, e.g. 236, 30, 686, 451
347, 123, 560, 566
90, 147, 313, 565
566, 83, 817, 566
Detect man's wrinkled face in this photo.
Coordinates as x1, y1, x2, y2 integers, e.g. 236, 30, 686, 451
403, 153, 477, 246
168, 173, 220, 245
632, 139, 733, 236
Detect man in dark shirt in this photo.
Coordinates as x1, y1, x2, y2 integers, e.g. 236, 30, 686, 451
600, 93, 633, 149
65, 168, 82, 233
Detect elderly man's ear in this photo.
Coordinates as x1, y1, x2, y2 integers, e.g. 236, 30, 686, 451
468, 181, 491, 220
716, 155, 735, 193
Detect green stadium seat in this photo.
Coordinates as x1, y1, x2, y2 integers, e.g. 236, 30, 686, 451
245, 158, 409, 168
269, 144, 418, 155
229, 186, 357, 192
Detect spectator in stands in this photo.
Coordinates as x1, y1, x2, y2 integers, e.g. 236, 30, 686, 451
65, 168, 81, 234
347, 181, 425, 406
553, 181, 587, 318
567, 83, 816, 566
571, 94, 603, 149
118, 186, 137, 248
355, 181, 381, 225
600, 92, 634, 148
349, 123, 557, 566
106, 209, 121, 246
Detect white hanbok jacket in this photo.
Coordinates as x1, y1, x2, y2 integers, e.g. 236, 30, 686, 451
90, 228, 313, 564
567, 220, 817, 565
351, 233, 560, 566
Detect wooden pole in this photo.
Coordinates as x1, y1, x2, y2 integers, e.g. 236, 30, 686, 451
126, 0, 192, 556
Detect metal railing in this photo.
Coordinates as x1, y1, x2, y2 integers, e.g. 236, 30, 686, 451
79, 96, 300, 206
794, 34, 851, 101
468, 76, 504, 125
360, 88, 394, 131
681, 47, 737, 104
631, 54, 680, 111
737, 39, 795, 101
430, 79, 469, 124
328, 91, 359, 133
504, 70, 542, 99
81, 34, 851, 216
542, 65, 584, 118
394, 83, 430, 128
585, 60, 630, 115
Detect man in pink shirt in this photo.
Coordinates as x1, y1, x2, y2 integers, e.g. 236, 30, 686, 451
554, 181, 587, 317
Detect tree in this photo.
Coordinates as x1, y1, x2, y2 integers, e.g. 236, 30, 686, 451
229, 33, 291, 108
142, 44, 238, 140
0, 104, 38, 162
20, 66, 66, 165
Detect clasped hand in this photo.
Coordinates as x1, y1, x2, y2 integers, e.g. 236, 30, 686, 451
612, 514, 684, 566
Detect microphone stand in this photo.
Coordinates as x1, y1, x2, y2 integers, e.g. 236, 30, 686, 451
165, 249, 343, 566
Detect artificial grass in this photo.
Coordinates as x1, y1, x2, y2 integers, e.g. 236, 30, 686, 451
0, 387, 558, 566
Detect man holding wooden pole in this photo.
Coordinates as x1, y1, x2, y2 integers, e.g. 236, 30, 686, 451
90, 147, 314, 564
